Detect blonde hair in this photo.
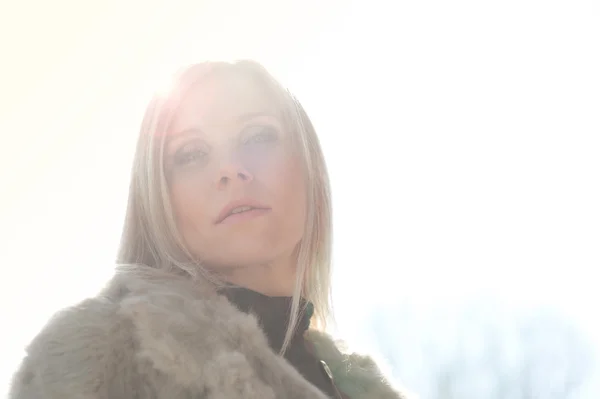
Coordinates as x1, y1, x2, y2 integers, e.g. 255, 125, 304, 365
117, 60, 333, 352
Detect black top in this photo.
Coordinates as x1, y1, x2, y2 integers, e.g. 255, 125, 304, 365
221, 287, 336, 398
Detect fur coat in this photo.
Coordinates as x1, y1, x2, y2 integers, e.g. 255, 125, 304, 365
9, 265, 406, 399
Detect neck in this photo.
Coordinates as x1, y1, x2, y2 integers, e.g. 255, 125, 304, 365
221, 256, 297, 297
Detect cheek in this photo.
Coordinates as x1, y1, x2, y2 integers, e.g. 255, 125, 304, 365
169, 179, 212, 238
263, 153, 307, 232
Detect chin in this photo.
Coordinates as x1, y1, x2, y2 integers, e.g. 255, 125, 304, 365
211, 243, 280, 268
194, 231, 301, 270
231, 251, 278, 268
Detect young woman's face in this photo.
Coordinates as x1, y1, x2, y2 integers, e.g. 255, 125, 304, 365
166, 71, 307, 271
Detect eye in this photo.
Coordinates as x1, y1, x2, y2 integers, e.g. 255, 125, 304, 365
173, 142, 209, 166
242, 125, 279, 145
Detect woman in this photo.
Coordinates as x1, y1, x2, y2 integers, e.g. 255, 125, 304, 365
9, 61, 406, 399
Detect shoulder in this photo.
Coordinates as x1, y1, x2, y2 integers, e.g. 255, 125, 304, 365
10, 295, 125, 398
9, 264, 219, 399
9, 265, 168, 398
305, 330, 410, 399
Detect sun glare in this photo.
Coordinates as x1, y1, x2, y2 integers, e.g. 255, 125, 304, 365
151, 71, 177, 99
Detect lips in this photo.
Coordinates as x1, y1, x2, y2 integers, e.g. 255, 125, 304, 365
216, 200, 271, 224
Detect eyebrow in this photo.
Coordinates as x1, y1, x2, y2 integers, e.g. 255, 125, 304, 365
165, 128, 203, 146
169, 111, 278, 140
236, 111, 277, 122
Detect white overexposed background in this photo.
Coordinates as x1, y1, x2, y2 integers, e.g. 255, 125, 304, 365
1, 1, 599, 398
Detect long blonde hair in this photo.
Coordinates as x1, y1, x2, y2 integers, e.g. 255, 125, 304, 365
117, 60, 333, 352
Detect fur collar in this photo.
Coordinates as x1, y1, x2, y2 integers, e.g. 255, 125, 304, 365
11, 264, 406, 399
306, 329, 406, 399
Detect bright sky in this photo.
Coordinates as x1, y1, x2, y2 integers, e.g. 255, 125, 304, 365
1, 0, 599, 395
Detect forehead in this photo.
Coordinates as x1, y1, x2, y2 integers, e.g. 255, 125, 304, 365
170, 71, 279, 133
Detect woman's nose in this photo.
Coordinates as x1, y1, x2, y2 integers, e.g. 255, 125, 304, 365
214, 158, 254, 190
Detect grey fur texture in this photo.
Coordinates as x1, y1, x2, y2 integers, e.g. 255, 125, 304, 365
9, 265, 406, 399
